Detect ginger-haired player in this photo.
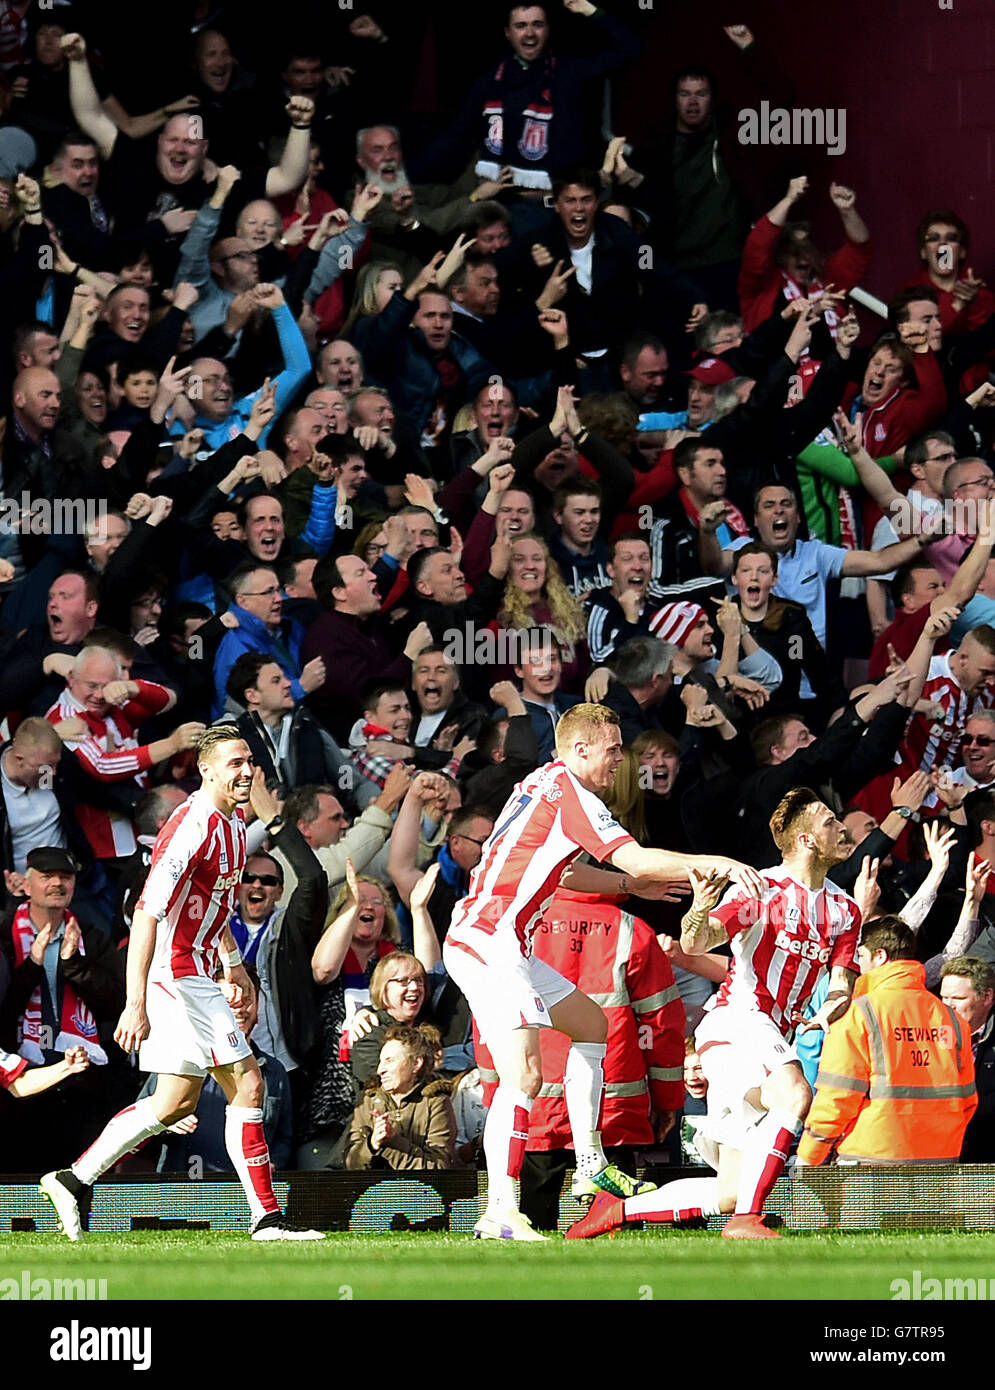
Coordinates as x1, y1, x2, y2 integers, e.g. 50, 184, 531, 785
568, 785, 859, 1241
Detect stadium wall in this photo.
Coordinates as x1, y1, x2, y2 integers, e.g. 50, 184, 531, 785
619, 0, 995, 302
2, 1168, 995, 1234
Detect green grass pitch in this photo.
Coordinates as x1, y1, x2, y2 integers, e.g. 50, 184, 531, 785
0, 1229, 992, 1300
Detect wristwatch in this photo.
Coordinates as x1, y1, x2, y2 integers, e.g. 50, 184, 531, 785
894, 805, 914, 820
266, 814, 284, 833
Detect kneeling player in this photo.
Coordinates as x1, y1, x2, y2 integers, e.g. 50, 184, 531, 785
444, 703, 763, 1241
568, 787, 858, 1240
40, 729, 322, 1242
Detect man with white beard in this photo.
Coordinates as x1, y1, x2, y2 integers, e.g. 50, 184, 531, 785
353, 125, 513, 271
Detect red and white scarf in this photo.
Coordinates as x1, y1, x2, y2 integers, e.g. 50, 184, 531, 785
679, 487, 750, 539
10, 904, 107, 1064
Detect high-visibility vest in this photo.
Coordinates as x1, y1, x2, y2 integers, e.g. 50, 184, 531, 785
475, 890, 686, 1149
798, 959, 977, 1165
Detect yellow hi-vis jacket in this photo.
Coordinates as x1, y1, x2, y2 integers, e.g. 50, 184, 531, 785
797, 959, 977, 1165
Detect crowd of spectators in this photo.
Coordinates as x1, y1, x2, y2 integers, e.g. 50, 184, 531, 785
1, 0, 995, 1182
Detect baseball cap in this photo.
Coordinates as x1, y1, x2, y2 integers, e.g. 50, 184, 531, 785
685, 356, 738, 385
26, 847, 79, 875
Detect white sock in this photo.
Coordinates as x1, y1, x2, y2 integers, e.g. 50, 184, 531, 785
625, 1177, 721, 1221
483, 1086, 532, 1213
72, 1097, 165, 1186
225, 1105, 281, 1225
565, 1042, 607, 1176
735, 1110, 803, 1215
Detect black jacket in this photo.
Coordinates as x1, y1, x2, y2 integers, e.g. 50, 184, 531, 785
253, 822, 329, 1071
963, 1015, 995, 1162
734, 701, 909, 867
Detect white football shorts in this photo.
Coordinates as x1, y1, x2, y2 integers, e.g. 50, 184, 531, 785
693, 1007, 798, 1156
443, 927, 576, 1044
140, 974, 253, 1078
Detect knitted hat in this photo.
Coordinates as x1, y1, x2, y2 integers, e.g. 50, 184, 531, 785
649, 601, 706, 647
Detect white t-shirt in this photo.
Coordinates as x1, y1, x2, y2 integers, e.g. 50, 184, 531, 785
569, 236, 594, 293
414, 710, 447, 747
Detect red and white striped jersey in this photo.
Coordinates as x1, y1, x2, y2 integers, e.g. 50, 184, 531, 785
710, 868, 860, 1038
448, 759, 634, 958
136, 790, 246, 982
899, 653, 994, 794
0, 1047, 27, 1090
46, 680, 173, 859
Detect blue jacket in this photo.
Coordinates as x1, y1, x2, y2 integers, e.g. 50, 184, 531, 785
353, 291, 494, 437
168, 302, 310, 450
212, 603, 306, 719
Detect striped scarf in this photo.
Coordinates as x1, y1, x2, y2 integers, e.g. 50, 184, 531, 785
10, 904, 106, 1064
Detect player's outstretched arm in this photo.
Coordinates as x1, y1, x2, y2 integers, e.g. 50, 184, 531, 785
115, 908, 157, 1053
611, 842, 764, 898
679, 867, 733, 955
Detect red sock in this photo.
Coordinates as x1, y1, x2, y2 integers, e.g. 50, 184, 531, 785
225, 1106, 280, 1224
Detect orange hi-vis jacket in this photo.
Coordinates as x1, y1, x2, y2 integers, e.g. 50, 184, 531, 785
475, 890, 686, 1148
797, 959, 977, 1166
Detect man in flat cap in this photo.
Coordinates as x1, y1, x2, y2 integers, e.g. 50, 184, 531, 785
0, 846, 126, 1171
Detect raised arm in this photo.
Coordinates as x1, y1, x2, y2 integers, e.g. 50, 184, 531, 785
310, 856, 361, 985
409, 861, 442, 972
947, 501, 995, 607
924, 851, 989, 987
62, 34, 118, 160
834, 409, 906, 518
829, 182, 870, 245
904, 603, 958, 698
264, 97, 314, 199
387, 772, 450, 908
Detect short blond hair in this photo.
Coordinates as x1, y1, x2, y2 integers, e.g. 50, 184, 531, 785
554, 703, 620, 757
196, 724, 246, 766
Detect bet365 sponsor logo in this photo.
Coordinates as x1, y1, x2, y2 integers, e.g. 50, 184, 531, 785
775, 928, 830, 965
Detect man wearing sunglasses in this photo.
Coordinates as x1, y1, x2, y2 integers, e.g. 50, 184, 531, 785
954, 714, 995, 797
